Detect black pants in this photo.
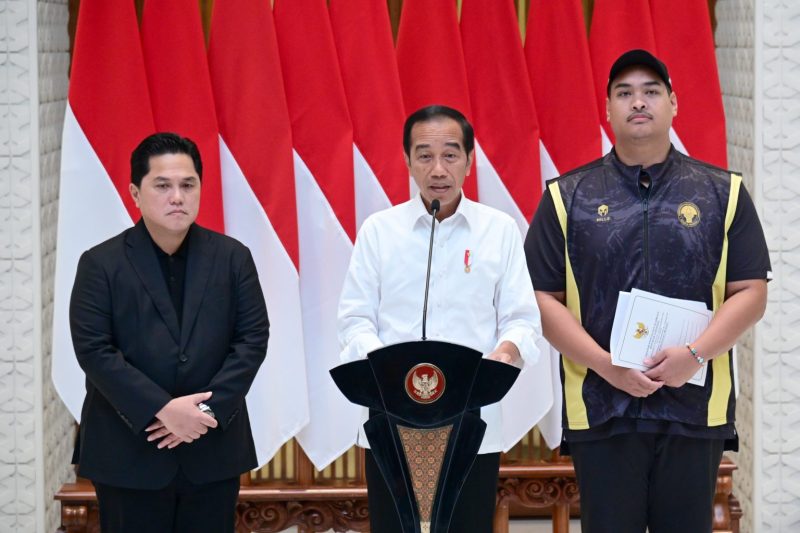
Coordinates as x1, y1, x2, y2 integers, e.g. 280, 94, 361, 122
93, 469, 240, 533
365, 449, 500, 532
569, 433, 724, 533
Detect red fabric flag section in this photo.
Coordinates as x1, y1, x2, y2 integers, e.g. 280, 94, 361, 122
462, 0, 542, 229
589, 0, 658, 145
53, 0, 156, 420
273, 0, 360, 470
650, 0, 727, 167
141, 0, 224, 232
461, 0, 560, 451
396, 0, 477, 199
330, 0, 409, 224
526, 0, 602, 174
208, 0, 309, 466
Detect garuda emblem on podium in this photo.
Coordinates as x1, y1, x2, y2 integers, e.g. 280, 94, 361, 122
405, 363, 445, 404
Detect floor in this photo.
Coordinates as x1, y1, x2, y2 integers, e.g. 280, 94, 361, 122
510, 519, 582, 532
279, 519, 582, 532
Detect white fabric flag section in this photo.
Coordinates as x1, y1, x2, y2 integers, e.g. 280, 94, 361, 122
474, 138, 561, 449
219, 138, 309, 466
669, 128, 689, 155
536, 141, 564, 449
536, 140, 565, 448
601, 126, 613, 155
539, 142, 559, 191
52, 105, 134, 420
292, 150, 361, 470
538, 344, 564, 448
474, 140, 527, 235
353, 144, 392, 230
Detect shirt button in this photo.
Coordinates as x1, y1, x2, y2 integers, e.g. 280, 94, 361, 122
179, 353, 189, 363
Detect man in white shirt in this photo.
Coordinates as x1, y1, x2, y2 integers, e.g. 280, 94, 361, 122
338, 105, 542, 532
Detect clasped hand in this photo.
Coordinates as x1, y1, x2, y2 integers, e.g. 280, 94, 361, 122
603, 345, 702, 396
643, 345, 703, 387
145, 391, 218, 449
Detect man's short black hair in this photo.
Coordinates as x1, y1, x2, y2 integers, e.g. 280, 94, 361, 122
130, 132, 203, 187
403, 105, 474, 157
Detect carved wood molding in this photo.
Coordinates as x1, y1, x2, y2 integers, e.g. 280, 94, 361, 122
60, 502, 100, 533
58, 459, 740, 533
236, 499, 370, 533
498, 476, 580, 510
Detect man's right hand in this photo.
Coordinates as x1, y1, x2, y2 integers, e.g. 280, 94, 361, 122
599, 364, 663, 398
149, 391, 218, 448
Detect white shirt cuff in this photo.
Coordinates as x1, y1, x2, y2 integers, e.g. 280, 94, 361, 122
496, 328, 540, 368
340, 333, 384, 363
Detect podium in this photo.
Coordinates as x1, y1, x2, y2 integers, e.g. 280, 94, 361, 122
330, 340, 520, 533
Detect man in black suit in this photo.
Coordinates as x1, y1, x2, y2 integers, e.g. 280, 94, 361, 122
69, 132, 269, 533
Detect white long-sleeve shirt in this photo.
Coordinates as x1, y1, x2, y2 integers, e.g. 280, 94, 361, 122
337, 194, 542, 453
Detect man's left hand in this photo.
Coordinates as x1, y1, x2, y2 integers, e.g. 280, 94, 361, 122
643, 346, 703, 387
487, 341, 522, 367
145, 420, 186, 449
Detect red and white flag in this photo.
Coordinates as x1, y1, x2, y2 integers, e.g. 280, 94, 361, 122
462, 0, 542, 231
141, 0, 224, 232
650, 0, 727, 167
208, 0, 309, 466
273, 0, 361, 469
524, 0, 605, 447
329, 0, 409, 223
526, 0, 602, 174
396, 0, 477, 199
461, 0, 559, 450
589, 0, 658, 149
52, 0, 155, 420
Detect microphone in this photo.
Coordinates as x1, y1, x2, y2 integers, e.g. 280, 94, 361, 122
421, 199, 440, 340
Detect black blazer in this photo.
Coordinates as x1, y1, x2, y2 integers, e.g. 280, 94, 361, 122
69, 220, 269, 489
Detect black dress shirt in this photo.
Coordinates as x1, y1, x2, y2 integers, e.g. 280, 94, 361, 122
148, 226, 190, 327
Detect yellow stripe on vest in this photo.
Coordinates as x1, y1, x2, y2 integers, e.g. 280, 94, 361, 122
707, 173, 742, 425
548, 182, 590, 429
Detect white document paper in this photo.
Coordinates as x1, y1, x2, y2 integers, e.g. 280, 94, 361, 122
611, 289, 711, 387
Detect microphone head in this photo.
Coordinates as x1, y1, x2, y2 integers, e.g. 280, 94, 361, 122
430, 199, 440, 212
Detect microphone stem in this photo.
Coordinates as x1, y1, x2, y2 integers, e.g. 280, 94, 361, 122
421, 206, 438, 340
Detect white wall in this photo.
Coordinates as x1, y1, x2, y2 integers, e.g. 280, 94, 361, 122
717, 0, 800, 531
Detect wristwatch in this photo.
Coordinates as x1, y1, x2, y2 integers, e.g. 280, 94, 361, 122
197, 402, 216, 419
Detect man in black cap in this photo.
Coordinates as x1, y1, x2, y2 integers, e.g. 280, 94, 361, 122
525, 49, 770, 532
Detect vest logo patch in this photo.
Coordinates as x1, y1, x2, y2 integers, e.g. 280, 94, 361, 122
596, 204, 611, 222
678, 202, 701, 227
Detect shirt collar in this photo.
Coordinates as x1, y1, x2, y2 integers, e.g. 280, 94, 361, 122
609, 144, 677, 187
143, 221, 193, 259
410, 192, 473, 229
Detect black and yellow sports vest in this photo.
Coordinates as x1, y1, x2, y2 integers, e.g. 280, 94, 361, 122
549, 149, 743, 431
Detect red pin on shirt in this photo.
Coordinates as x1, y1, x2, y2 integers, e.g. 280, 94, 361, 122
464, 249, 472, 273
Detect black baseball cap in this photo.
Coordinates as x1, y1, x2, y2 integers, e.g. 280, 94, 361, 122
607, 49, 672, 95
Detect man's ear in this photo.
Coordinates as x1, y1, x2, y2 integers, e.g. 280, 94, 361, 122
670, 90, 678, 118
465, 150, 474, 174
129, 183, 140, 207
